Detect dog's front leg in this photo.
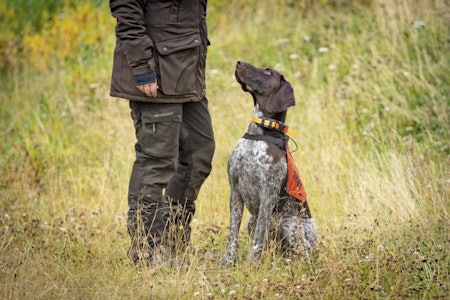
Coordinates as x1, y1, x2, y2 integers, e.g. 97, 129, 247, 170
221, 189, 244, 266
249, 193, 277, 263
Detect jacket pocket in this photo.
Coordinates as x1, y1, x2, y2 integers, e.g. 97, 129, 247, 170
154, 33, 201, 96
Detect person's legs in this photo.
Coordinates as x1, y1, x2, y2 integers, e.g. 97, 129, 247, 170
127, 101, 183, 264
165, 98, 215, 249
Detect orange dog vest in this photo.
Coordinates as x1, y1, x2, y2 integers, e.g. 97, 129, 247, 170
285, 144, 307, 202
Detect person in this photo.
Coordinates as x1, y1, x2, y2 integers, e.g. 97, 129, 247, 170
109, 0, 215, 266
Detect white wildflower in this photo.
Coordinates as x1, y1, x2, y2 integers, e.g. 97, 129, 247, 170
276, 38, 290, 45
273, 63, 284, 71
209, 69, 220, 75
413, 20, 425, 29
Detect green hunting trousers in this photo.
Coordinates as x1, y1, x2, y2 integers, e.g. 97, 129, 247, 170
127, 99, 215, 262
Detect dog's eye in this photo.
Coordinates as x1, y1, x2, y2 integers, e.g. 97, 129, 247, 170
264, 68, 272, 75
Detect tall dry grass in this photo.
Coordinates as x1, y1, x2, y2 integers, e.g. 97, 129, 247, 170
0, 0, 448, 299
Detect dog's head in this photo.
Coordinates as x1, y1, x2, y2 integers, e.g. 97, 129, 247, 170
235, 61, 295, 117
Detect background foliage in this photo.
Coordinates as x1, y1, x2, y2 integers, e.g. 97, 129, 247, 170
0, 0, 448, 299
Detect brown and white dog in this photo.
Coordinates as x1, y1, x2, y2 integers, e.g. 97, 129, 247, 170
221, 61, 317, 265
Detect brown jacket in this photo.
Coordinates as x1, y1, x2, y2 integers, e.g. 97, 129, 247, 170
109, 0, 208, 103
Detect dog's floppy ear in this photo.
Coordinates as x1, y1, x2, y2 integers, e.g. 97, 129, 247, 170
266, 78, 295, 114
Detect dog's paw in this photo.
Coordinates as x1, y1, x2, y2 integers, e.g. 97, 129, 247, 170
279, 217, 317, 257
249, 245, 263, 263
301, 218, 317, 250
221, 253, 238, 267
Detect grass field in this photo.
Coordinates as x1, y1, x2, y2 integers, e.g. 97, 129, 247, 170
0, 0, 449, 299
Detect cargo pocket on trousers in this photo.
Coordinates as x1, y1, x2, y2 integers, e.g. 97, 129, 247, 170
139, 105, 182, 158
154, 33, 201, 96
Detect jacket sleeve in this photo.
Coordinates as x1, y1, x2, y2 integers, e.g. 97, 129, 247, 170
110, 0, 156, 84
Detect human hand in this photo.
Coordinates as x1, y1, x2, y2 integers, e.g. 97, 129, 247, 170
137, 81, 158, 97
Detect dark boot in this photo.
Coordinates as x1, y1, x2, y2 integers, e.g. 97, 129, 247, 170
127, 195, 170, 266
166, 197, 195, 256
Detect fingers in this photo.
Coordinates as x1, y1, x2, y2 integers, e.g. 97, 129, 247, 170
137, 82, 159, 97
146, 82, 158, 97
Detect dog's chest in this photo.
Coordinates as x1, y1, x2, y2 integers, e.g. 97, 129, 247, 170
228, 138, 287, 214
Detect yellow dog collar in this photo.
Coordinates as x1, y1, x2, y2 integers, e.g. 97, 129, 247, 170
251, 116, 296, 138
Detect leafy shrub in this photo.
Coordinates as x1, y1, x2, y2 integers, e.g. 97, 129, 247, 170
0, 0, 104, 71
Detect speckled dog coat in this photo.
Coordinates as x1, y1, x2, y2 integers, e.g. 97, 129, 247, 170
221, 61, 317, 265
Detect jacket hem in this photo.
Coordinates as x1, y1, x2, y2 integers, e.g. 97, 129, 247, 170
109, 92, 204, 103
